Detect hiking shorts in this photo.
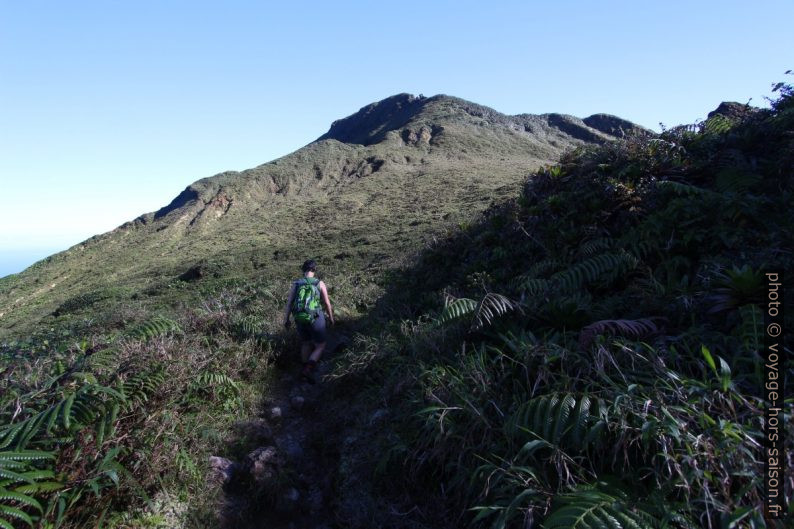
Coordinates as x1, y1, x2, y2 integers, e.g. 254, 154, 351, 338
296, 311, 326, 343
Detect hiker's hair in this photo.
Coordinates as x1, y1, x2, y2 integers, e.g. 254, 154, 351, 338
302, 259, 317, 273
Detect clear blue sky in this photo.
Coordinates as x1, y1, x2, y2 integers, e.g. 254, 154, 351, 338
1, 1, 791, 277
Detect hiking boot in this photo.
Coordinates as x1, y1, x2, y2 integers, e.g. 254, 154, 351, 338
300, 361, 317, 384
300, 368, 316, 384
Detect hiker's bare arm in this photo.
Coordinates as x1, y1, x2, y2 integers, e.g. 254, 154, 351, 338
283, 284, 296, 325
319, 281, 334, 324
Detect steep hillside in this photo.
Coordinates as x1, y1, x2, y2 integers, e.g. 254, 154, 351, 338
0, 93, 641, 336
327, 89, 794, 527
2, 83, 791, 529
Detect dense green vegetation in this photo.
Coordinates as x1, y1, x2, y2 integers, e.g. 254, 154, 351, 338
0, 282, 264, 527
1, 84, 792, 528
331, 82, 794, 527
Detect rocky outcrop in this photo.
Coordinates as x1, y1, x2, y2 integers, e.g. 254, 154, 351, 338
317, 93, 429, 145
707, 101, 761, 121
401, 124, 434, 145
584, 113, 651, 138
153, 187, 200, 220
545, 113, 608, 143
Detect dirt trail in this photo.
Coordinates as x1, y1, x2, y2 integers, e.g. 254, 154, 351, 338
213, 333, 350, 529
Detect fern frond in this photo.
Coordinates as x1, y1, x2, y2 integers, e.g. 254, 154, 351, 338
127, 316, 181, 341
542, 489, 659, 529
0, 489, 41, 512
62, 392, 76, 430
0, 424, 24, 451
524, 259, 562, 279
701, 113, 735, 135
84, 348, 119, 372
625, 239, 657, 260
15, 471, 54, 482
472, 293, 518, 330
120, 369, 165, 407
577, 237, 615, 257
12, 481, 63, 495
506, 393, 607, 451
579, 318, 666, 349
437, 298, 478, 326
0, 383, 126, 451
0, 452, 54, 463
516, 277, 550, 296
0, 504, 34, 527
196, 372, 240, 393
714, 168, 761, 194
232, 314, 264, 340
0, 447, 59, 527
0, 468, 31, 484
550, 252, 638, 293
511, 258, 564, 296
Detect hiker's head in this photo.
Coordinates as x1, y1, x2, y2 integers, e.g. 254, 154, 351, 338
301, 259, 317, 275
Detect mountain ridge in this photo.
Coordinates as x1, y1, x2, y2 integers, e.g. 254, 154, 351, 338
316, 92, 648, 146
0, 92, 647, 334
128, 93, 647, 229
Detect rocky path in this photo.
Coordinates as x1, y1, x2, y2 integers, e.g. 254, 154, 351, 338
210, 334, 350, 529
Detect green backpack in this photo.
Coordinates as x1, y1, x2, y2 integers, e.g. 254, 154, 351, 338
292, 277, 321, 324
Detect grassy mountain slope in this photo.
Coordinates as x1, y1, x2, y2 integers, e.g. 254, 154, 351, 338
0, 94, 639, 337
7, 84, 790, 529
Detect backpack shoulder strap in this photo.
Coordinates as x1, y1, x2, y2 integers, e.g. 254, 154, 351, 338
292, 279, 306, 303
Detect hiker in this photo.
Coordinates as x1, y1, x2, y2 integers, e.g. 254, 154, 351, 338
283, 259, 334, 383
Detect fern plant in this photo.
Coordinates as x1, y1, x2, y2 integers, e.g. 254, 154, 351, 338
505, 393, 608, 453
542, 485, 673, 529
119, 368, 166, 408
437, 297, 478, 327
231, 314, 264, 341
0, 450, 58, 529
437, 293, 518, 331
578, 318, 665, 349
0, 354, 164, 527
549, 251, 638, 294
0, 383, 125, 451
127, 316, 181, 341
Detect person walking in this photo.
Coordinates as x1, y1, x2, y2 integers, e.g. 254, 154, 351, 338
283, 259, 334, 383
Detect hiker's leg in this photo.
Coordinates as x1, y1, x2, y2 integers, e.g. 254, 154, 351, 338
308, 341, 326, 363
300, 341, 313, 363
304, 312, 327, 365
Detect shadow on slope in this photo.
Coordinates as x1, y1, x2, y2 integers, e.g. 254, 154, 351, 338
298, 92, 794, 528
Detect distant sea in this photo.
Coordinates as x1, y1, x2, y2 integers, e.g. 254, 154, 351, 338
0, 248, 63, 278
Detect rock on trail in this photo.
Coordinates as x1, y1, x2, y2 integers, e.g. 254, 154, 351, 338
210, 333, 349, 529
